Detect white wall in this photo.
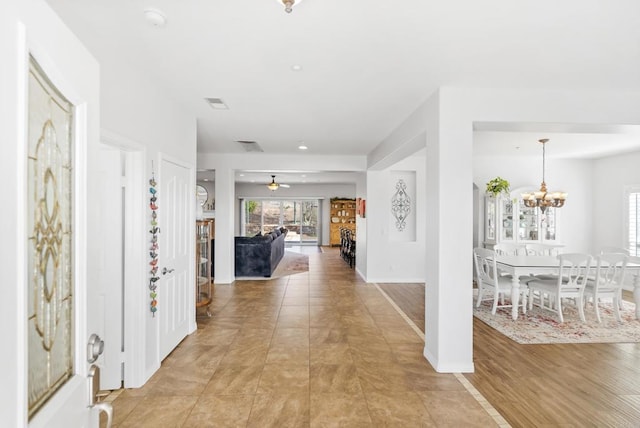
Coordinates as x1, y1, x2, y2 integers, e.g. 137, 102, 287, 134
366, 154, 426, 282
473, 154, 594, 253
97, 52, 197, 384
235, 182, 357, 245
592, 150, 640, 252
355, 172, 368, 280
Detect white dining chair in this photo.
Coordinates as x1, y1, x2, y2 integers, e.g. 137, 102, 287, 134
584, 253, 628, 323
527, 253, 592, 323
525, 243, 562, 282
525, 243, 560, 256
598, 247, 629, 310
474, 247, 528, 315
599, 246, 628, 256
494, 243, 527, 256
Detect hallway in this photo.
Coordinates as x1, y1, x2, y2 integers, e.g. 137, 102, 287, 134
103, 248, 499, 427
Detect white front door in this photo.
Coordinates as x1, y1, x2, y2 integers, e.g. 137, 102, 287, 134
25, 36, 101, 428
158, 155, 192, 360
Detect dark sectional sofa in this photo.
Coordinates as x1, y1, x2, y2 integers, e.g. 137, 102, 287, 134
234, 227, 288, 277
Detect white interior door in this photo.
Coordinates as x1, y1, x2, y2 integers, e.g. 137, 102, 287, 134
158, 156, 192, 360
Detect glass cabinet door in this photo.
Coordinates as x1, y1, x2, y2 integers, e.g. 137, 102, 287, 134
500, 198, 514, 241
485, 196, 496, 243
543, 208, 557, 241
518, 201, 539, 241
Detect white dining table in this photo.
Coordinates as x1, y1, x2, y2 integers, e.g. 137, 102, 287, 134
495, 255, 559, 321
495, 255, 640, 321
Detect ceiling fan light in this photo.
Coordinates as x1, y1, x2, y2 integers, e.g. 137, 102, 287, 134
267, 175, 280, 191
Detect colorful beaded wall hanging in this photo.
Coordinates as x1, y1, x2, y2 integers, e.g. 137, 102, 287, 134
149, 164, 159, 316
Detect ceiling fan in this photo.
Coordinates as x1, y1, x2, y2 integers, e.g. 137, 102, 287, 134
266, 175, 290, 191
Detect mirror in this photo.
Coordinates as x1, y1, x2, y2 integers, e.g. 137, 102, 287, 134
196, 185, 208, 207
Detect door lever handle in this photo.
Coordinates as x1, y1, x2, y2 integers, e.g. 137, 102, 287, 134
162, 267, 175, 275
92, 402, 113, 428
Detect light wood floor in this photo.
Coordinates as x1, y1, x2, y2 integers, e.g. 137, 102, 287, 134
379, 283, 640, 427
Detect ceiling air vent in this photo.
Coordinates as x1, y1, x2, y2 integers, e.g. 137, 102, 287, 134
204, 97, 229, 110
236, 140, 264, 152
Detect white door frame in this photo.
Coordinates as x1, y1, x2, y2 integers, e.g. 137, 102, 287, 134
100, 130, 148, 388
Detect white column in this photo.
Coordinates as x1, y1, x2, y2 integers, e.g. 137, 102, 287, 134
214, 166, 235, 283
423, 90, 474, 372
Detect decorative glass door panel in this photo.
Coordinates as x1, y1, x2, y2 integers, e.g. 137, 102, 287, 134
518, 202, 539, 241
484, 197, 496, 243
500, 199, 514, 241
27, 56, 75, 419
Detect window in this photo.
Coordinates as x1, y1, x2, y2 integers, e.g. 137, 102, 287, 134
626, 187, 640, 256
241, 198, 320, 244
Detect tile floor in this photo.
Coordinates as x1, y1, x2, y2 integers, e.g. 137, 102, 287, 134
104, 248, 499, 427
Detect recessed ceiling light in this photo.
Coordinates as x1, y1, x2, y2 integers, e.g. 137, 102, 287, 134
144, 8, 167, 27
291, 64, 303, 72
203, 178, 209, 182
301, 174, 306, 178
298, 145, 308, 150
239, 174, 245, 177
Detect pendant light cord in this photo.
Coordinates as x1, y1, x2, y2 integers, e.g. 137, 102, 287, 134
542, 141, 546, 183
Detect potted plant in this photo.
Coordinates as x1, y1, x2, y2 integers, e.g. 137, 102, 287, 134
486, 176, 510, 197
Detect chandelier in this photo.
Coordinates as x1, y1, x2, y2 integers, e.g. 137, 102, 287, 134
267, 175, 280, 191
521, 138, 567, 213
277, 0, 304, 13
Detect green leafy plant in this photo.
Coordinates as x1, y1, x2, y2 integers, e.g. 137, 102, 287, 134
486, 176, 510, 197
246, 200, 258, 214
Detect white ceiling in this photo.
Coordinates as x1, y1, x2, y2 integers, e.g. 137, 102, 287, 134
474, 123, 640, 159
48, 1, 640, 163
197, 169, 361, 186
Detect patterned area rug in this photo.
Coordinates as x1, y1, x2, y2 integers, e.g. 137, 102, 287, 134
272, 251, 309, 278
474, 298, 640, 344
237, 251, 309, 280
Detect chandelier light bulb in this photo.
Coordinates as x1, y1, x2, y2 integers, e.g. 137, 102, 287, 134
284, 0, 294, 13
277, 0, 304, 13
